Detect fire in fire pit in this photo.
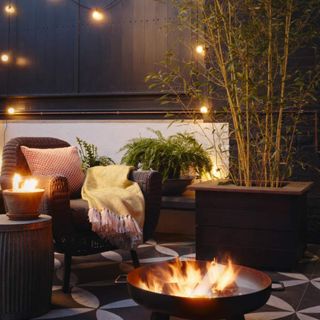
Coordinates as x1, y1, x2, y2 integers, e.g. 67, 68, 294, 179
127, 259, 272, 320
137, 258, 237, 298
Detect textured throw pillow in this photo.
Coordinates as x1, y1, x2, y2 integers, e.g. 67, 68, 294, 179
21, 145, 85, 196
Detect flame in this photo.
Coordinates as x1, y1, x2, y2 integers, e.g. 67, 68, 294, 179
13, 173, 22, 191
12, 174, 39, 192
137, 259, 238, 298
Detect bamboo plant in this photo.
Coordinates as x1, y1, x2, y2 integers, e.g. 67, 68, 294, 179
146, 0, 320, 187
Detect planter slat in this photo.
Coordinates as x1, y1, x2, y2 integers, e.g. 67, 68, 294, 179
196, 245, 303, 270
196, 194, 301, 231
191, 181, 313, 195
197, 227, 298, 250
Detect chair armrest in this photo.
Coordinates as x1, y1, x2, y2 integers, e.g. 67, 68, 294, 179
130, 170, 162, 241
0, 174, 75, 240
0, 175, 14, 190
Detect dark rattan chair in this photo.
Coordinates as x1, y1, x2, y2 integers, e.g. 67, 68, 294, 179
0, 137, 162, 292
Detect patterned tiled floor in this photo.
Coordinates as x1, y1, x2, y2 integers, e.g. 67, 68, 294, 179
34, 238, 320, 320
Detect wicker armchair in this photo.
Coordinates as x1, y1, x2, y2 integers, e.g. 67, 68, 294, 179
0, 137, 162, 292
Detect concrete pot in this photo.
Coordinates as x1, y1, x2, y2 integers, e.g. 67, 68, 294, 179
162, 177, 193, 196
3, 189, 44, 220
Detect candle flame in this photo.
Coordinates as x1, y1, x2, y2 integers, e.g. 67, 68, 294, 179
21, 178, 38, 191
12, 174, 38, 192
13, 173, 22, 191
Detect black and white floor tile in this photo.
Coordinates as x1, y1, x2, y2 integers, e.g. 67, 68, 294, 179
34, 239, 320, 320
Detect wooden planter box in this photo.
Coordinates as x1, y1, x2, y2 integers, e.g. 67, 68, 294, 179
191, 181, 313, 270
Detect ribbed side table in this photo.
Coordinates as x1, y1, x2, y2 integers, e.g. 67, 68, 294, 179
0, 215, 53, 320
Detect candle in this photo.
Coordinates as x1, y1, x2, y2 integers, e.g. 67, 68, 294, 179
3, 173, 45, 220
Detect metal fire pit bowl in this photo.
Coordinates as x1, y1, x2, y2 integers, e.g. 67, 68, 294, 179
127, 260, 272, 320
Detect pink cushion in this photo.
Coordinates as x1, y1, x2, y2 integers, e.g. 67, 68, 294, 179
21, 145, 85, 196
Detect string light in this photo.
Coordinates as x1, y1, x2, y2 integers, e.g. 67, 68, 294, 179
70, 1, 122, 22
1, 53, 10, 63
7, 107, 15, 115
200, 105, 208, 114
91, 9, 104, 21
195, 45, 205, 55
4, 4, 16, 15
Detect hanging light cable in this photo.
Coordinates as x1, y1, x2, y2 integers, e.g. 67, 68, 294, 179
70, 0, 121, 10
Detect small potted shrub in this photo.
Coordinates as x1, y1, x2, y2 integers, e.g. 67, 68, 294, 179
77, 137, 114, 170
120, 130, 212, 195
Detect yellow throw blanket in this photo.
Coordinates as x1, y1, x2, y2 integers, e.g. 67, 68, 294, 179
81, 165, 145, 249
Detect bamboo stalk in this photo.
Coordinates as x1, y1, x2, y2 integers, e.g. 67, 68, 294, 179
274, 0, 293, 187
245, 44, 250, 185
215, 0, 248, 185
265, 0, 273, 186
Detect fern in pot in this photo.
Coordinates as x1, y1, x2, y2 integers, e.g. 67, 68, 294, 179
77, 137, 115, 171
120, 130, 212, 195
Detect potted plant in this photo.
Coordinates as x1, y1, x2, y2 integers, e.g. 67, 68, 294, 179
120, 130, 212, 195
77, 137, 115, 171
146, 0, 320, 269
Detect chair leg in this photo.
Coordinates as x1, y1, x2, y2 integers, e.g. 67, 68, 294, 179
130, 249, 140, 268
63, 252, 72, 293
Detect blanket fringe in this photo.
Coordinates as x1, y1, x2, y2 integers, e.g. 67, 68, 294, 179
88, 208, 143, 250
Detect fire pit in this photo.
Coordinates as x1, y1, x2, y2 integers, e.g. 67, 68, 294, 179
127, 259, 272, 320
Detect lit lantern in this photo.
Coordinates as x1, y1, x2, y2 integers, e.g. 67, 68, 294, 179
200, 105, 208, 114
91, 9, 104, 21
7, 107, 15, 114
4, 4, 16, 15
1, 53, 10, 63
195, 45, 205, 55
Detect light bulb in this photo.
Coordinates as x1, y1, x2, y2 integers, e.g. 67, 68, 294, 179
7, 107, 15, 114
91, 9, 104, 21
1, 53, 10, 63
196, 45, 205, 55
200, 105, 208, 114
4, 4, 16, 15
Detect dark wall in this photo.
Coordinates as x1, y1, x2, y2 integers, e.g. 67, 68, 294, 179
0, 0, 189, 119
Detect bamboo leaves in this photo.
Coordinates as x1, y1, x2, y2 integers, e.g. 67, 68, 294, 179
147, 0, 320, 186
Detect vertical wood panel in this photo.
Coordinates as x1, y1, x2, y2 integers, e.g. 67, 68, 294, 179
120, 1, 134, 91
156, 1, 169, 63
167, 3, 192, 75
79, 0, 114, 92
132, 0, 146, 90
6, 0, 77, 94
0, 0, 10, 95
